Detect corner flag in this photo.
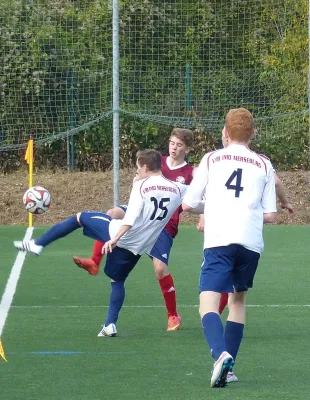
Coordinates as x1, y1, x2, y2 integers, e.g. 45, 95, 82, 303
25, 139, 33, 165
25, 139, 34, 227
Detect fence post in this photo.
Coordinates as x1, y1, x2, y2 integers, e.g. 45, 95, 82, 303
186, 64, 191, 129
113, 0, 120, 206
70, 67, 75, 169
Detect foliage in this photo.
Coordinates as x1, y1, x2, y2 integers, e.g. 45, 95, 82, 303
0, 0, 308, 170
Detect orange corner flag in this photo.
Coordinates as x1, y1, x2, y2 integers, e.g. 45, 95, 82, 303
0, 339, 8, 362
25, 139, 33, 165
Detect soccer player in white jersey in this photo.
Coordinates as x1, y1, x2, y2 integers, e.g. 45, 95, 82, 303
182, 108, 277, 388
14, 150, 188, 337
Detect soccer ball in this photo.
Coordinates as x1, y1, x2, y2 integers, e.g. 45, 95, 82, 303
23, 186, 51, 214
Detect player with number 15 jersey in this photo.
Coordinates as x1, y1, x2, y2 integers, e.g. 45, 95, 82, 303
109, 173, 187, 255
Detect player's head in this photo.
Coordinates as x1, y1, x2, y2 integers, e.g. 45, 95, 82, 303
169, 128, 193, 161
224, 108, 255, 144
135, 149, 162, 180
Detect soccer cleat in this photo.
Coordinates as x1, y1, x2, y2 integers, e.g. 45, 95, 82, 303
14, 240, 43, 255
97, 323, 117, 337
210, 351, 234, 388
73, 256, 100, 275
167, 314, 181, 331
227, 371, 238, 383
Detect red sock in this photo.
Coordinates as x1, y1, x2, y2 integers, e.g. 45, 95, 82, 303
158, 274, 177, 317
91, 240, 105, 266
219, 293, 229, 314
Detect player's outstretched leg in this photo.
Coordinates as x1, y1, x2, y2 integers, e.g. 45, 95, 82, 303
73, 240, 104, 275
98, 281, 125, 337
14, 215, 81, 254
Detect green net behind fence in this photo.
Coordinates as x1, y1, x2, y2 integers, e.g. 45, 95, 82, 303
0, 0, 307, 152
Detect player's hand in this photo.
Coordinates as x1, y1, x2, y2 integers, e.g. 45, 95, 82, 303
280, 202, 295, 215
102, 239, 118, 255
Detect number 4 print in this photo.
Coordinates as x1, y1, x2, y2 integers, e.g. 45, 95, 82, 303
225, 168, 244, 198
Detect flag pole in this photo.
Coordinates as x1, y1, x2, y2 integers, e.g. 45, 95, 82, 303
25, 139, 34, 228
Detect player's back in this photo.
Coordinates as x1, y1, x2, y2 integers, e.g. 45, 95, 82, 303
110, 175, 186, 255
202, 144, 276, 253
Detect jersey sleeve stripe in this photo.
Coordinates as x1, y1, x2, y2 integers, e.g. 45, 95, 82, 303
256, 154, 268, 174
139, 177, 150, 197
206, 150, 218, 170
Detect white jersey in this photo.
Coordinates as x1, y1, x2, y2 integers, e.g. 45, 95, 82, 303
109, 174, 187, 255
183, 144, 277, 253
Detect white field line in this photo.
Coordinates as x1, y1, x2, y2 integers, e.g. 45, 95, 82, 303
10, 304, 310, 309
0, 228, 33, 335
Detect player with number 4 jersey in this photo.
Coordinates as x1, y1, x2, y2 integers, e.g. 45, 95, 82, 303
183, 108, 277, 388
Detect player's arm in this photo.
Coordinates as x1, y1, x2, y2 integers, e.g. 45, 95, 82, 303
183, 201, 205, 214
197, 214, 205, 232
262, 164, 277, 224
274, 173, 294, 215
182, 154, 208, 212
192, 166, 205, 230
103, 224, 132, 254
102, 182, 144, 254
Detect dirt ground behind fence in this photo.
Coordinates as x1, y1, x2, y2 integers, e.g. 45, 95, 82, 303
0, 170, 309, 226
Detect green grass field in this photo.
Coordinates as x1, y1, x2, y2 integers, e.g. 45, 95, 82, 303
0, 225, 309, 400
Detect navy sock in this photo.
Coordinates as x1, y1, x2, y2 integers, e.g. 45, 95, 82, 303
224, 321, 244, 361
105, 281, 125, 326
35, 216, 80, 247
202, 312, 226, 360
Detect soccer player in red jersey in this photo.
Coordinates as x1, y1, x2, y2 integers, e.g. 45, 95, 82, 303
73, 128, 194, 331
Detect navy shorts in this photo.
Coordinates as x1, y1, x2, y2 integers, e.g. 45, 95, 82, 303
148, 230, 173, 265
199, 244, 260, 293
79, 211, 112, 242
80, 211, 140, 281
104, 247, 141, 281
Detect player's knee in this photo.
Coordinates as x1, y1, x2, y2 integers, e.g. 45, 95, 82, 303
228, 292, 246, 309
76, 212, 82, 225
76, 212, 86, 227
106, 208, 115, 217
153, 260, 168, 279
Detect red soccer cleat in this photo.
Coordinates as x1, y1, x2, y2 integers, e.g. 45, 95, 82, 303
167, 314, 182, 331
73, 256, 100, 276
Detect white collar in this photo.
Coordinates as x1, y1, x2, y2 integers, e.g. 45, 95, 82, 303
166, 156, 187, 170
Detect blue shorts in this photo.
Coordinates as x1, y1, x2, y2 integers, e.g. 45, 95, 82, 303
79, 211, 140, 281
79, 211, 112, 242
148, 230, 173, 265
104, 246, 141, 281
199, 244, 260, 293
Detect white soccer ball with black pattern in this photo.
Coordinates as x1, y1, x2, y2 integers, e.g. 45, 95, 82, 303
23, 186, 51, 214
